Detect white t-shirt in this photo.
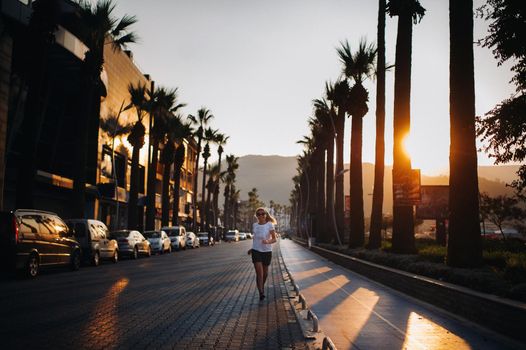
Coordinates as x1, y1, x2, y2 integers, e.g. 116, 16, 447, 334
252, 222, 275, 253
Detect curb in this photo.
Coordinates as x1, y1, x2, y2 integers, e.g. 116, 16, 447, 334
278, 243, 337, 350
292, 238, 526, 344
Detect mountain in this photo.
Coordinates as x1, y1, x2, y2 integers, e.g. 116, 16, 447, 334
228, 155, 520, 217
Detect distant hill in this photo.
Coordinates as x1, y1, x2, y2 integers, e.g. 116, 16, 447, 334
222, 155, 520, 217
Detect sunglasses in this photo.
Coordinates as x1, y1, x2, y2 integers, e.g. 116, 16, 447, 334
256, 212, 266, 216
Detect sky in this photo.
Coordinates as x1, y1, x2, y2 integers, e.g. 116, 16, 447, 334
111, 0, 516, 176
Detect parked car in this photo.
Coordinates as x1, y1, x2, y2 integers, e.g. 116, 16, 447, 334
162, 226, 187, 251
224, 229, 239, 242
0, 209, 81, 278
245, 232, 253, 239
238, 232, 247, 240
109, 230, 151, 259
144, 230, 171, 254
197, 232, 214, 246
186, 231, 200, 248
65, 219, 118, 265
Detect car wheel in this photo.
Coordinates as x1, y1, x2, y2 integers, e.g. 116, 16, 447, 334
70, 251, 81, 271
26, 254, 39, 278
92, 251, 100, 267
132, 246, 139, 259
112, 250, 118, 263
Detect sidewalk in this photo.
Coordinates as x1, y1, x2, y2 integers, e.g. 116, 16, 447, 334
279, 239, 523, 350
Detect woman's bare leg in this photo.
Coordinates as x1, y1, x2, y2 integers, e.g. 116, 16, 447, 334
253, 262, 264, 295
262, 265, 269, 290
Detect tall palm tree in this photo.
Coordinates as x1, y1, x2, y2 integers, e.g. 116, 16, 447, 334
159, 114, 183, 227
327, 79, 350, 239
205, 163, 221, 230
73, 0, 137, 218
313, 97, 336, 242
200, 127, 219, 230
387, 0, 425, 253
447, 0, 482, 267
369, 0, 387, 250
223, 154, 239, 230
188, 108, 214, 231
337, 39, 377, 248
213, 133, 229, 228
99, 104, 132, 229
145, 87, 185, 230
15, 0, 61, 209
126, 82, 148, 230
170, 120, 194, 226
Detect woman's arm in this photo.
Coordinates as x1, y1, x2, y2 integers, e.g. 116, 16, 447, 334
262, 230, 277, 244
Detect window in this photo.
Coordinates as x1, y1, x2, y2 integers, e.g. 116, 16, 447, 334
52, 217, 69, 237
19, 215, 39, 238
38, 215, 58, 238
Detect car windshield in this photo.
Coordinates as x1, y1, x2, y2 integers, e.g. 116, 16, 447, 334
143, 231, 160, 238
166, 229, 180, 236
226, 232, 236, 236
197, 233, 207, 238
109, 231, 129, 238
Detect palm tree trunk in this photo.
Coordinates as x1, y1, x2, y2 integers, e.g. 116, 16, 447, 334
193, 139, 202, 231
447, 0, 482, 267
146, 140, 159, 230
213, 153, 223, 227
161, 160, 171, 227
206, 179, 213, 231
349, 116, 365, 248
317, 148, 326, 241
223, 184, 230, 229
369, 0, 386, 249
201, 158, 208, 230
392, 8, 416, 254
325, 136, 335, 242
335, 110, 345, 238
128, 145, 141, 229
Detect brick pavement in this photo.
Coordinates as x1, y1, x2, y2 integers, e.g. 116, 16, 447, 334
0, 240, 312, 350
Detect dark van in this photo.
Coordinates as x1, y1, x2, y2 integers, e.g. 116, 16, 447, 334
0, 209, 81, 278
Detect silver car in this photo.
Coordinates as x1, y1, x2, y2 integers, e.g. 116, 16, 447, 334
197, 232, 214, 246
162, 226, 187, 251
109, 230, 151, 259
144, 230, 172, 254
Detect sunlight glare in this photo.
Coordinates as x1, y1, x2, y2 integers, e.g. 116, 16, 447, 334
401, 312, 472, 350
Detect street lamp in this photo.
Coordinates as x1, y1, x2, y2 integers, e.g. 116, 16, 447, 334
332, 168, 349, 247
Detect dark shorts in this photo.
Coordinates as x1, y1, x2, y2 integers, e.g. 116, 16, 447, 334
251, 249, 272, 266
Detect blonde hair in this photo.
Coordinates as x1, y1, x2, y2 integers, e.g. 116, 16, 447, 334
254, 207, 277, 225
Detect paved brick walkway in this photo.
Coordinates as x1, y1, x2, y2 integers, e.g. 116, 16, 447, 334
0, 240, 311, 350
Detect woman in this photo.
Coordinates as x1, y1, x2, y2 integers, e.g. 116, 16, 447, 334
249, 207, 277, 300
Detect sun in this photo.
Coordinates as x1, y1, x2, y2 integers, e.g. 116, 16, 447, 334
402, 133, 449, 177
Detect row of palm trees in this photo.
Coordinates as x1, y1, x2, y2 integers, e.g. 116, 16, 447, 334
291, 0, 483, 268
15, 0, 239, 232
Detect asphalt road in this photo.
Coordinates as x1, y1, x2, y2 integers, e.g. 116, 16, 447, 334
0, 240, 310, 350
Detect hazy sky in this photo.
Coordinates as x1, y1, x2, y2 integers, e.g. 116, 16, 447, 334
112, 0, 515, 176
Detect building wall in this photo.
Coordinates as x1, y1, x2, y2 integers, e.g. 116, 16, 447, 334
0, 22, 13, 210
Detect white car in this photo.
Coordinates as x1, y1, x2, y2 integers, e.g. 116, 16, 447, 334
162, 226, 187, 251
224, 230, 239, 242
109, 230, 151, 259
238, 232, 247, 240
186, 231, 200, 248
65, 219, 119, 265
143, 230, 172, 254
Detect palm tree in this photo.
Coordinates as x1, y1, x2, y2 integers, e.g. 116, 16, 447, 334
327, 79, 350, 239
15, 0, 61, 209
170, 120, 194, 226
200, 127, 219, 230
447, 0, 482, 267
313, 97, 336, 242
387, 0, 425, 253
188, 108, 214, 231
205, 163, 221, 231
159, 114, 183, 227
369, 0, 387, 250
145, 87, 185, 230
73, 0, 137, 217
99, 104, 132, 229
337, 39, 377, 248
223, 154, 239, 230
126, 82, 148, 230
213, 133, 229, 228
